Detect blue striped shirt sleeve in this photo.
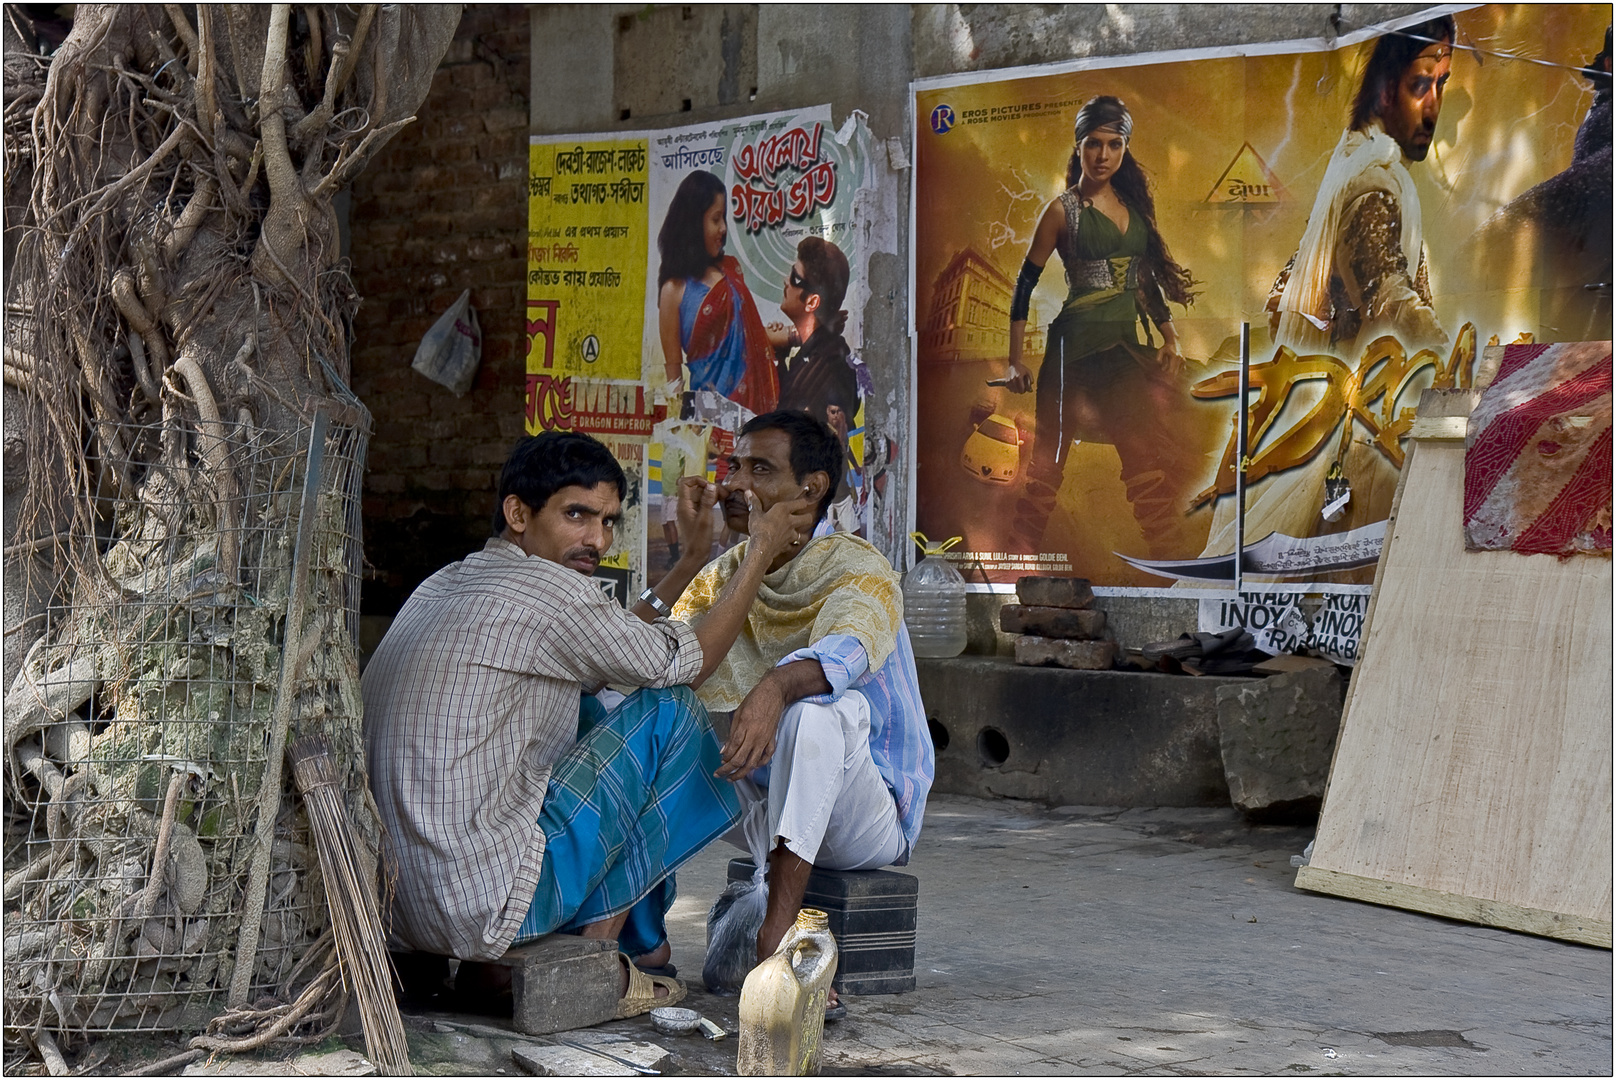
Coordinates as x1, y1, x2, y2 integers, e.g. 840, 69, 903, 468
775, 634, 868, 702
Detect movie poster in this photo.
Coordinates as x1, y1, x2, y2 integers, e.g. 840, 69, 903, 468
527, 107, 887, 598
527, 136, 650, 382
911, 4, 1610, 607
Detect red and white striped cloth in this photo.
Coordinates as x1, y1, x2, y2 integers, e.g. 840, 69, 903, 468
1463, 341, 1612, 557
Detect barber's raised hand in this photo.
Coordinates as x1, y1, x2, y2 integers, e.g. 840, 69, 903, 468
746, 491, 817, 562
715, 678, 785, 779
675, 475, 718, 560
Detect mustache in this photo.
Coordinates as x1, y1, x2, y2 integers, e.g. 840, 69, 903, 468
565, 546, 601, 564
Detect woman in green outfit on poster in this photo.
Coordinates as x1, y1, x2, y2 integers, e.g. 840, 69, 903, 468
1001, 95, 1208, 560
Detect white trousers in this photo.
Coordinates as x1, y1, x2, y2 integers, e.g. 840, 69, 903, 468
725, 691, 905, 871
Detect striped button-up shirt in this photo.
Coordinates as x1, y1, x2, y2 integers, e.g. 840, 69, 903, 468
361, 538, 702, 960
722, 517, 933, 863
773, 627, 932, 861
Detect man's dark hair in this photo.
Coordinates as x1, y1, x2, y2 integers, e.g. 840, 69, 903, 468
492, 432, 626, 534
795, 237, 850, 335
739, 410, 844, 524
657, 170, 726, 286
1350, 16, 1457, 131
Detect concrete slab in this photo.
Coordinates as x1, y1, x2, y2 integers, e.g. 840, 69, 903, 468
918, 657, 1240, 805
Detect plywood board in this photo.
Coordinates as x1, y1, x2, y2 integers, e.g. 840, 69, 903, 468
1297, 395, 1613, 945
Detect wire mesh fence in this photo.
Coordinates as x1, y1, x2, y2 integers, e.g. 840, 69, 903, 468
3, 405, 373, 1041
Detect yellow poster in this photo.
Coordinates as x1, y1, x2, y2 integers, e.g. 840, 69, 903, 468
913, 4, 1610, 593
526, 137, 649, 382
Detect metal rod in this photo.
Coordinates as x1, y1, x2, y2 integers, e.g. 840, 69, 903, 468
229, 408, 330, 1007
555, 1039, 661, 1075
1235, 323, 1250, 596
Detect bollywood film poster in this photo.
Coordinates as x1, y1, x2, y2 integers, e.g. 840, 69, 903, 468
527, 107, 885, 597
911, 3, 1610, 618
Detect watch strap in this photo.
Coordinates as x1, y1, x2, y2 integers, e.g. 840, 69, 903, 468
638, 587, 672, 618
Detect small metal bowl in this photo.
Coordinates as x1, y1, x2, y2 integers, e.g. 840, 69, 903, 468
649, 1006, 702, 1036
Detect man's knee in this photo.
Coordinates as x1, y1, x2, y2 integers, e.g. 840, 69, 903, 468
660, 684, 701, 713
776, 699, 845, 756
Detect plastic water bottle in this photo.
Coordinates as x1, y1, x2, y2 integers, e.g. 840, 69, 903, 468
903, 533, 968, 658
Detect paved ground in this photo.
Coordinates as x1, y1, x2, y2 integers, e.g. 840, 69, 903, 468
97, 794, 1612, 1076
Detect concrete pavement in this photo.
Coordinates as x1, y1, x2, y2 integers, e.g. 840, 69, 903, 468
769, 794, 1611, 1075
104, 793, 1611, 1076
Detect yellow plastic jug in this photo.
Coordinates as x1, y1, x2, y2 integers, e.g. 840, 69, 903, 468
737, 908, 839, 1076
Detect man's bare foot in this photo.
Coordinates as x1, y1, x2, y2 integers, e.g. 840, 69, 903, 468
632, 940, 672, 971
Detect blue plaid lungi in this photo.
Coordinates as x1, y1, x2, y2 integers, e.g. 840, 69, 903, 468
513, 685, 740, 956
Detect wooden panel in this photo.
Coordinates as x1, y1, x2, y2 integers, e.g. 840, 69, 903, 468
1295, 867, 1611, 948
1298, 396, 1613, 944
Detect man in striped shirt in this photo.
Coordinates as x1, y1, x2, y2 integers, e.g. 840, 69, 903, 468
672, 411, 933, 1015
363, 431, 813, 1010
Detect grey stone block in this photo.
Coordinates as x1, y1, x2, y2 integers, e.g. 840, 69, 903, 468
492, 935, 621, 1036
1014, 636, 1117, 670
512, 1044, 634, 1076
1000, 604, 1107, 639
1215, 666, 1347, 815
513, 1038, 670, 1077
1015, 576, 1094, 609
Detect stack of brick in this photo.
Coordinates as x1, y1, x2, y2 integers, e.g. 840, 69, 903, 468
1002, 576, 1117, 670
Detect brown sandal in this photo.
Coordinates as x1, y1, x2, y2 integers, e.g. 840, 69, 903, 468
615, 953, 686, 1019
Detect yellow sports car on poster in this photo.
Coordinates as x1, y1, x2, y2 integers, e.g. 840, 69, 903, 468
960, 413, 1023, 484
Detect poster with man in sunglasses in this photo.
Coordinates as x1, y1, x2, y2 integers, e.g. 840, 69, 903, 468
774, 237, 873, 535
642, 106, 887, 554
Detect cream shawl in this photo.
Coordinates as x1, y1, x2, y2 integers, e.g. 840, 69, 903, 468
671, 531, 903, 712
1275, 118, 1423, 355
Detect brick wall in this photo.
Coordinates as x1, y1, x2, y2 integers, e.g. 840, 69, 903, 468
348, 5, 529, 617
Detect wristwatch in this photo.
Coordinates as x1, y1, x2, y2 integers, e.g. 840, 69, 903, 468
637, 587, 672, 619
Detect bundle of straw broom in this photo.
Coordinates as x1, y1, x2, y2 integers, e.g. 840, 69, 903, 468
288, 736, 413, 1075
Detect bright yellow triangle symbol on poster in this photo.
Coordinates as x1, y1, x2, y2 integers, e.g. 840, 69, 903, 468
1205, 142, 1283, 204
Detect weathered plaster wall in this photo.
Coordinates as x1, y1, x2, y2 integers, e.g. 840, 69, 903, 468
911, 4, 1433, 77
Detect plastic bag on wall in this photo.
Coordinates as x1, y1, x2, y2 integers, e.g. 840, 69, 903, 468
411, 288, 482, 396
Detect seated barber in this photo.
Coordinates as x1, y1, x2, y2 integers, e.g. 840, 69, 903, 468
671, 411, 933, 1016
362, 431, 812, 1015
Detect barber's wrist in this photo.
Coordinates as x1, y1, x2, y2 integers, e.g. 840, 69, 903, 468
637, 587, 673, 618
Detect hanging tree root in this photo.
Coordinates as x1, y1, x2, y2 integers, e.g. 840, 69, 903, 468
4, 0, 461, 1048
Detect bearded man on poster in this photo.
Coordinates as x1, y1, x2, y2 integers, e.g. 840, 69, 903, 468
1201, 16, 1457, 557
